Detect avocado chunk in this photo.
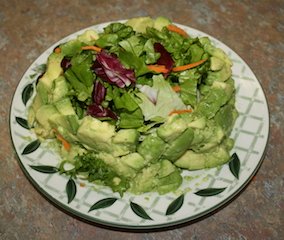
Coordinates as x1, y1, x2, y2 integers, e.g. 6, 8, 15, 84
76, 116, 115, 152
120, 152, 145, 171
77, 29, 99, 45
125, 16, 154, 33
214, 104, 238, 137
97, 152, 136, 179
210, 56, 225, 71
157, 115, 188, 142
34, 104, 59, 137
195, 81, 234, 119
137, 133, 166, 163
162, 128, 194, 161
159, 159, 176, 178
129, 163, 160, 194
129, 160, 182, 195
54, 98, 76, 116
153, 16, 171, 31
174, 144, 230, 170
157, 170, 182, 195
111, 129, 140, 157
51, 76, 69, 102
39, 52, 64, 90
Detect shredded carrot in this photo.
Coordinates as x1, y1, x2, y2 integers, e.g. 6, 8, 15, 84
167, 24, 189, 38
147, 64, 169, 73
53, 129, 71, 151
54, 47, 61, 54
169, 109, 192, 116
81, 45, 102, 52
172, 58, 208, 72
172, 85, 181, 92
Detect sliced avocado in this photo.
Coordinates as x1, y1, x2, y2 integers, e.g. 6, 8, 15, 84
195, 81, 234, 119
77, 29, 99, 45
39, 52, 64, 90
120, 152, 145, 171
174, 144, 230, 170
199, 37, 232, 66
76, 116, 115, 152
97, 152, 136, 178
125, 16, 154, 33
51, 76, 69, 102
49, 114, 79, 135
214, 104, 238, 136
162, 128, 194, 161
157, 115, 188, 142
129, 163, 160, 194
54, 98, 76, 116
35, 104, 59, 133
205, 63, 232, 85
111, 129, 140, 157
157, 170, 182, 195
191, 125, 224, 153
210, 56, 225, 71
36, 81, 49, 105
137, 133, 166, 163
153, 16, 171, 31
158, 160, 176, 178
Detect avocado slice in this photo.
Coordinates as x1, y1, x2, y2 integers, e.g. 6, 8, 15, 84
174, 144, 231, 170
162, 128, 194, 161
137, 133, 166, 163
39, 52, 64, 90
125, 16, 154, 33
76, 116, 116, 152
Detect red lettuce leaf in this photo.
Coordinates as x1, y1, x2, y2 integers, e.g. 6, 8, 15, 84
92, 81, 106, 105
92, 51, 135, 88
87, 104, 118, 120
154, 42, 174, 76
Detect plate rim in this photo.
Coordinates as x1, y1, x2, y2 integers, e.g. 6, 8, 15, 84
9, 19, 270, 230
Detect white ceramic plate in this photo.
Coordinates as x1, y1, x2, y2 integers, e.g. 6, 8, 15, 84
10, 21, 269, 229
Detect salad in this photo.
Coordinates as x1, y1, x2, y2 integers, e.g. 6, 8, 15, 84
27, 16, 238, 196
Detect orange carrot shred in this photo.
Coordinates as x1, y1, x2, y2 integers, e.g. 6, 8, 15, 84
81, 45, 102, 52
172, 85, 181, 92
167, 24, 189, 38
169, 109, 193, 116
53, 129, 71, 151
172, 58, 208, 72
147, 64, 169, 73
54, 47, 61, 54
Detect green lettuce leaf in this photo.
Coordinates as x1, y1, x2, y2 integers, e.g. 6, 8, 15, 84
135, 75, 187, 121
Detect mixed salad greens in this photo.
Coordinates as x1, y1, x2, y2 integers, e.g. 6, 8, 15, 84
28, 17, 238, 196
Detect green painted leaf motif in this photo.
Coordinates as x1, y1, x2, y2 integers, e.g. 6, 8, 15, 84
229, 153, 240, 179
130, 202, 153, 220
88, 198, 118, 212
34, 63, 47, 74
22, 83, 34, 105
195, 187, 226, 197
22, 139, 41, 155
29, 165, 58, 174
15, 117, 30, 129
66, 178, 77, 204
166, 194, 184, 216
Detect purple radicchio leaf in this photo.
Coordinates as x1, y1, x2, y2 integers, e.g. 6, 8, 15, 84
92, 51, 135, 88
154, 42, 174, 76
92, 81, 106, 105
87, 103, 118, 120
61, 57, 72, 71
